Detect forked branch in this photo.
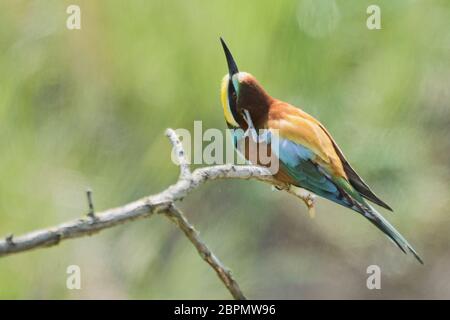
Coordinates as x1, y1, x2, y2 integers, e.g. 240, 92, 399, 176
0, 128, 315, 299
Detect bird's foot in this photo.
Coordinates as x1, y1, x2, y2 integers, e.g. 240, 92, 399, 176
271, 185, 283, 192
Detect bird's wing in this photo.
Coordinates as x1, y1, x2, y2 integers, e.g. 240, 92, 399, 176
267, 103, 362, 208
269, 129, 422, 263
268, 101, 392, 210
268, 124, 360, 210
317, 124, 393, 211
268, 102, 348, 180
267, 102, 422, 263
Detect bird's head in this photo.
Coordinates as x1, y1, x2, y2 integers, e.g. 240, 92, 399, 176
220, 38, 272, 128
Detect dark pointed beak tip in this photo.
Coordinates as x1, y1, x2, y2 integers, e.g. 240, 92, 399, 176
219, 36, 226, 47
220, 37, 239, 77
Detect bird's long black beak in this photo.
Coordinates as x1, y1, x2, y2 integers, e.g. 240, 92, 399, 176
220, 37, 239, 78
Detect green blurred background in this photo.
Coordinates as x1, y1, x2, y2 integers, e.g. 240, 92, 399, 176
0, 0, 449, 299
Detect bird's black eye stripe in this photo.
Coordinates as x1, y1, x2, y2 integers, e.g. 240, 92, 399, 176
228, 79, 239, 122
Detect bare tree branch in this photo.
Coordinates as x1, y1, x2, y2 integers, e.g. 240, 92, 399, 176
163, 204, 245, 300
0, 128, 315, 299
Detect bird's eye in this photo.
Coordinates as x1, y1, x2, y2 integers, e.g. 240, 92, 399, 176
228, 80, 237, 103
227, 80, 240, 122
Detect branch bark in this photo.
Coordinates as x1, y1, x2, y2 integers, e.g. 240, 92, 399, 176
0, 128, 315, 300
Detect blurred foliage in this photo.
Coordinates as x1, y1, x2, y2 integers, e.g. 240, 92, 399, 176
0, 0, 449, 299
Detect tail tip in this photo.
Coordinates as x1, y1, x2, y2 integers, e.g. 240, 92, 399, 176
409, 247, 424, 265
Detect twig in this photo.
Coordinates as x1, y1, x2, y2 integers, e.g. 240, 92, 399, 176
86, 189, 96, 219
0, 128, 315, 299
166, 129, 191, 179
163, 204, 246, 300
5, 234, 14, 246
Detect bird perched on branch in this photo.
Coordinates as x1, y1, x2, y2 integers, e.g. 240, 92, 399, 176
219, 37, 422, 264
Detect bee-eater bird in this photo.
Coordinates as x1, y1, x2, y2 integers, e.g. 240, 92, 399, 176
219, 37, 423, 264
